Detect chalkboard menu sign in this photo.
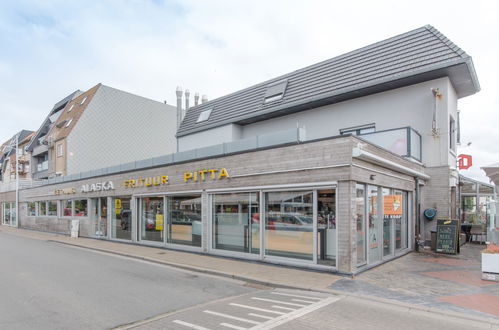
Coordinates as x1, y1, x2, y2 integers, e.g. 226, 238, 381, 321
436, 219, 459, 254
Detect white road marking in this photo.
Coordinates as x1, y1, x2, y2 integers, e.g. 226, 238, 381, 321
270, 292, 323, 300
291, 298, 316, 304
220, 323, 247, 330
251, 297, 306, 307
204, 311, 261, 325
173, 320, 212, 330
248, 313, 274, 320
229, 303, 286, 315
271, 305, 296, 311
250, 296, 343, 329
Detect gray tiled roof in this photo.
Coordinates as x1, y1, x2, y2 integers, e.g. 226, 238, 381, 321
178, 25, 479, 137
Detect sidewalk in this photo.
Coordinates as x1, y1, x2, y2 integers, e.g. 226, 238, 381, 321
2, 226, 499, 326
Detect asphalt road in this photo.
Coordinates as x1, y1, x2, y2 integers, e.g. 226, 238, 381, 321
0, 231, 256, 329
0, 231, 495, 330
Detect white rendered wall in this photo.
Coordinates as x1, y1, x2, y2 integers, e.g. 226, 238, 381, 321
240, 77, 456, 168
178, 124, 242, 151
66, 85, 177, 174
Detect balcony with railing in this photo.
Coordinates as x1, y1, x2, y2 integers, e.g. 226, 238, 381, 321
357, 126, 422, 161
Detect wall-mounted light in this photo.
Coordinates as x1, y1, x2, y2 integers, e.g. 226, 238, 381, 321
370, 174, 376, 180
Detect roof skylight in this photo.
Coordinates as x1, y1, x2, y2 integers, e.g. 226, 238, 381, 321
80, 96, 87, 105
197, 108, 213, 123
264, 79, 288, 103
65, 118, 73, 127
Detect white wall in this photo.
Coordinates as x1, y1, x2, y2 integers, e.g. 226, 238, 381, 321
177, 77, 459, 168
178, 124, 242, 151
241, 77, 456, 168
66, 85, 177, 174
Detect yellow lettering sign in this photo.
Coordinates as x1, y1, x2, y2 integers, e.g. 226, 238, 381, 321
183, 168, 230, 182
124, 176, 169, 188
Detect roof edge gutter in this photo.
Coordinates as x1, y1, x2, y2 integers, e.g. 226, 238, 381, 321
352, 147, 430, 180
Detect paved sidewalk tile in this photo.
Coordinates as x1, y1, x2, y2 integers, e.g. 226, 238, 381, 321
422, 270, 496, 287
417, 257, 480, 267
439, 293, 499, 317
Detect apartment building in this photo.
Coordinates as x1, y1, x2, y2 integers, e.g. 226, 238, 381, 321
28, 83, 178, 179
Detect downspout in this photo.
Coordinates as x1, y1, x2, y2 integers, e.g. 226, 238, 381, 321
415, 178, 421, 252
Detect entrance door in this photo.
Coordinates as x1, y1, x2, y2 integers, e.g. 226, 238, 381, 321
368, 186, 382, 263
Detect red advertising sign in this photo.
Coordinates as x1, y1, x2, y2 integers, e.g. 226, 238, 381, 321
458, 154, 472, 170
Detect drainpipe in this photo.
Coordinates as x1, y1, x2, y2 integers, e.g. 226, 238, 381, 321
415, 178, 421, 252
176, 86, 183, 130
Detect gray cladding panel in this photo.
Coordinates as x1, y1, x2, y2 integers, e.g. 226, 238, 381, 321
66, 85, 177, 175
178, 25, 474, 136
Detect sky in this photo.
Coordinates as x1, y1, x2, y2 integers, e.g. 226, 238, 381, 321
0, 0, 498, 183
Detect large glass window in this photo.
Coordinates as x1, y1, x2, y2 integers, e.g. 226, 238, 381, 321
317, 189, 336, 266
3, 203, 11, 225
63, 200, 72, 216
48, 201, 58, 216
393, 190, 408, 251
382, 188, 393, 257
39, 201, 47, 216
111, 197, 132, 240
212, 192, 259, 253
139, 197, 164, 242
27, 202, 36, 216
74, 199, 88, 217
355, 185, 366, 265
368, 186, 381, 263
264, 191, 313, 260
168, 195, 202, 247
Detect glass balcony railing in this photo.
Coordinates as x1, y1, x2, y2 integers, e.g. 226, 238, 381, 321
358, 127, 422, 161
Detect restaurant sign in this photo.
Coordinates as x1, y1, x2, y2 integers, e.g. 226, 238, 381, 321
80, 181, 115, 193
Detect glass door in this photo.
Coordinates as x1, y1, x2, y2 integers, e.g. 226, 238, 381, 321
111, 197, 132, 240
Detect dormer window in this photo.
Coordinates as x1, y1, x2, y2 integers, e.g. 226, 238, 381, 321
264, 79, 288, 104
68, 104, 74, 112
197, 108, 213, 123
80, 96, 87, 105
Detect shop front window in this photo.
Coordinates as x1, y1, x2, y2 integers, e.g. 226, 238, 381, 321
391, 190, 407, 251
63, 200, 72, 216
139, 197, 164, 242
48, 201, 58, 216
74, 199, 88, 217
39, 201, 47, 216
264, 191, 313, 261
382, 188, 393, 257
368, 186, 381, 263
317, 189, 336, 266
212, 192, 259, 254
111, 197, 132, 240
3, 203, 11, 225
355, 185, 366, 265
168, 195, 202, 247
27, 202, 36, 216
